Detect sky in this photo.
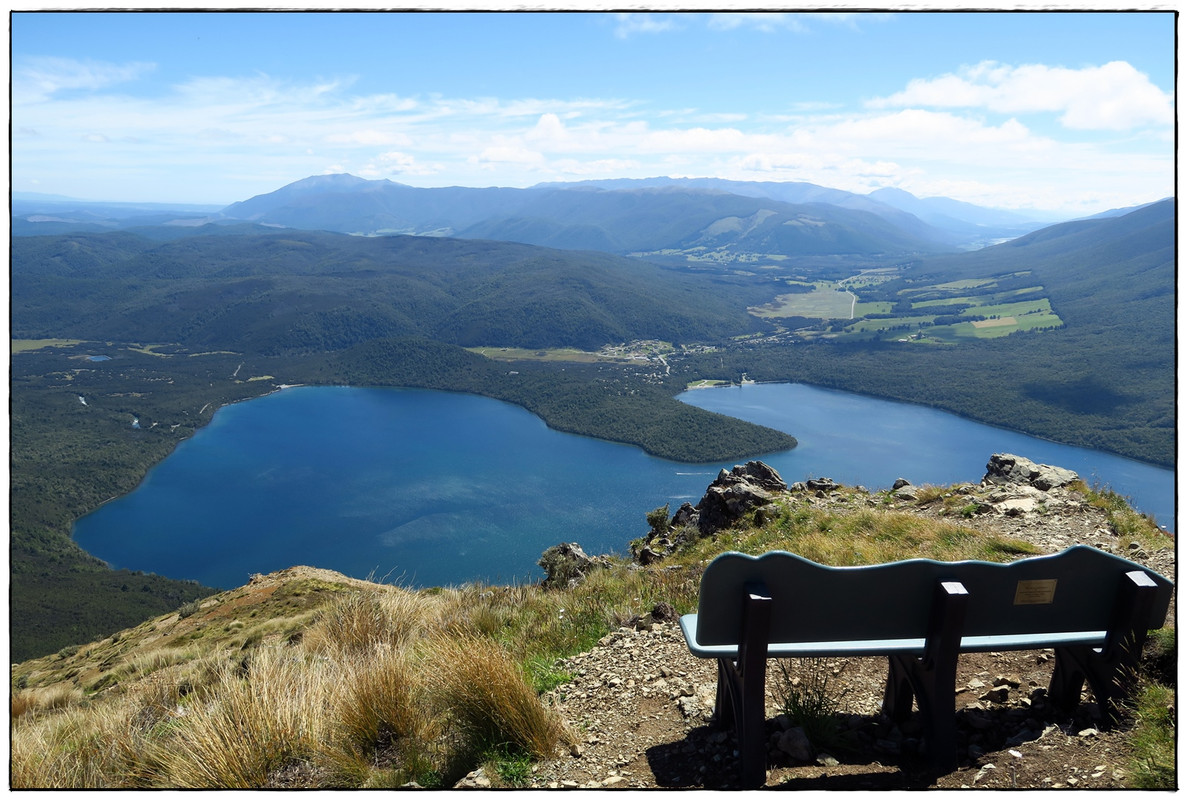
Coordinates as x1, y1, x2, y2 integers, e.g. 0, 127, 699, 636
9, 9, 1176, 215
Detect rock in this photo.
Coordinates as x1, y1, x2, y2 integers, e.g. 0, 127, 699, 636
650, 601, 678, 622
636, 546, 663, 566
892, 478, 911, 490
775, 727, 813, 762
538, 542, 609, 588
981, 685, 1011, 704
454, 767, 491, 788
893, 484, 920, 501
695, 461, 788, 535
983, 453, 1078, 491
806, 477, 839, 492
670, 501, 699, 529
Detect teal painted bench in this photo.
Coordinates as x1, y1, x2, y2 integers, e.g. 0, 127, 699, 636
679, 545, 1173, 788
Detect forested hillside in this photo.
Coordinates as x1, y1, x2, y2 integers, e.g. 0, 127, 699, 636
12, 226, 776, 352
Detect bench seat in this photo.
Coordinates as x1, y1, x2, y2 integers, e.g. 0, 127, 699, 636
680, 615, 1109, 658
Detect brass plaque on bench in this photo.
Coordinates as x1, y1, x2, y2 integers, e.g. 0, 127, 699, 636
1014, 579, 1057, 605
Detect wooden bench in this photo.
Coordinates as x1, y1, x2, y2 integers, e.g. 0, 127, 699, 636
678, 545, 1173, 788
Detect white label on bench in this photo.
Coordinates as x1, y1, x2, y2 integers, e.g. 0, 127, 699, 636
1014, 579, 1057, 605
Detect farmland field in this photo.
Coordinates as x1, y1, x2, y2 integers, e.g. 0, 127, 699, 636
750, 285, 857, 319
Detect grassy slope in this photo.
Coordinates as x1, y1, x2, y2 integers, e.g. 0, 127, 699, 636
11, 481, 1173, 789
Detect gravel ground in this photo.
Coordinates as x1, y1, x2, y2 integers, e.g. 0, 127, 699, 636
458, 486, 1175, 790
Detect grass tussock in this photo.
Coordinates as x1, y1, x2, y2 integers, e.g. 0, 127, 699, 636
775, 658, 853, 754
161, 648, 329, 788
12, 683, 84, 720
427, 633, 569, 762
303, 588, 433, 654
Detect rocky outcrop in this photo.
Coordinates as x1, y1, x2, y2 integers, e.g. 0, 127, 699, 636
633, 461, 789, 564
982, 453, 1079, 491
974, 454, 1082, 517
539, 542, 610, 588
696, 461, 788, 535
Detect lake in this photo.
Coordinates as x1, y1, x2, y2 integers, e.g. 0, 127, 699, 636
73, 384, 1174, 590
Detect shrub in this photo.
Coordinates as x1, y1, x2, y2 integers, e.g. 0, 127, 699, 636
177, 600, 203, 619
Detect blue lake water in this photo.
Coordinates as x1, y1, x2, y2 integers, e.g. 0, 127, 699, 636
73, 384, 1174, 590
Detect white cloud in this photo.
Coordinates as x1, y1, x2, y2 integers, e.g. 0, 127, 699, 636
473, 145, 546, 167
870, 60, 1173, 131
15, 56, 155, 103
706, 12, 884, 34
613, 13, 679, 39
10, 52, 1172, 214
707, 13, 808, 33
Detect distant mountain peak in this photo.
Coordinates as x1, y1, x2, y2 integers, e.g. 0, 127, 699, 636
288, 173, 405, 191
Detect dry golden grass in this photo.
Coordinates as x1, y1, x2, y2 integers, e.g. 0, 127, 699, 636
677, 501, 1038, 568
303, 588, 435, 655
161, 647, 330, 788
426, 633, 569, 760
322, 643, 439, 780
12, 683, 84, 720
10, 692, 169, 788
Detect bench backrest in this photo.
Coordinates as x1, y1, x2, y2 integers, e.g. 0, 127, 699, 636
692, 545, 1174, 647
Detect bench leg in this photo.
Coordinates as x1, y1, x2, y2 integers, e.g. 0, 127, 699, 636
1048, 646, 1089, 711
712, 587, 772, 788
1048, 570, 1158, 726
883, 655, 915, 722
881, 581, 967, 772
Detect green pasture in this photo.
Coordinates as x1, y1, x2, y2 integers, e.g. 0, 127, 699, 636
971, 298, 1055, 319
468, 346, 607, 363
844, 315, 936, 334
901, 277, 997, 294
750, 285, 856, 319
926, 309, 1063, 341
912, 296, 977, 308
12, 338, 87, 353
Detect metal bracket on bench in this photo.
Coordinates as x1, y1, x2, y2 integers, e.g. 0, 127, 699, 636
1049, 570, 1160, 723
883, 579, 969, 772
714, 580, 772, 789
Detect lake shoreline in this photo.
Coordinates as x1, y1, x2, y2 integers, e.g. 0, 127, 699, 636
75, 384, 1173, 592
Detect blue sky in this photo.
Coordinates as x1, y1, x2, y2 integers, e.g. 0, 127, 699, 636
11, 10, 1175, 215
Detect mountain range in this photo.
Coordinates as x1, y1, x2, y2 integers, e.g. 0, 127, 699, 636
15, 174, 1081, 254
